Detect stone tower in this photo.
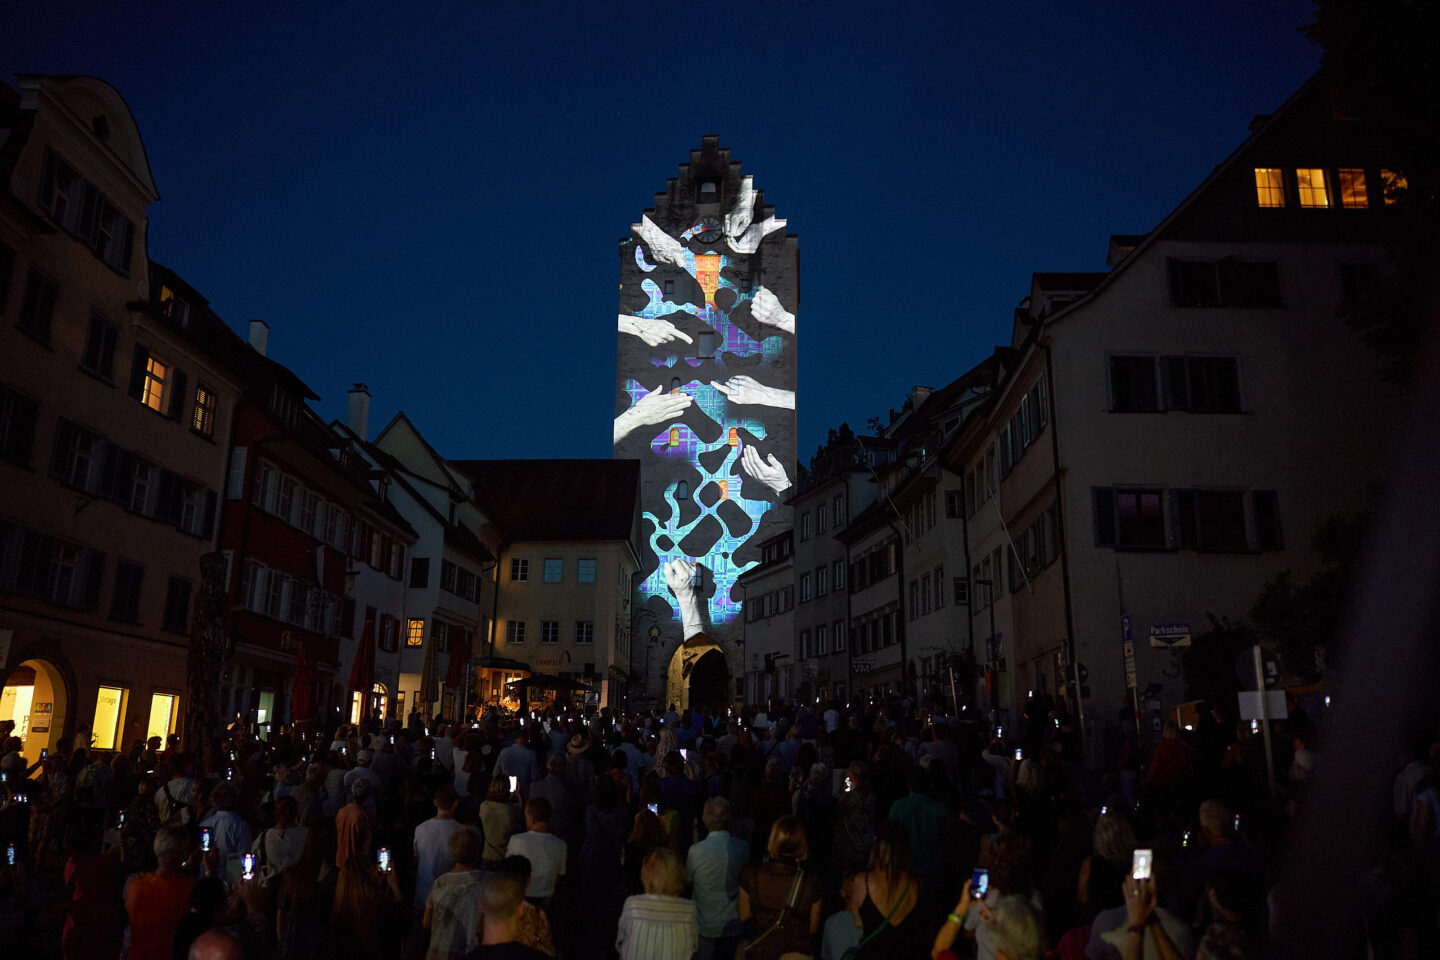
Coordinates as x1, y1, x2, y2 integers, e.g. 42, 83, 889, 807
614, 137, 798, 711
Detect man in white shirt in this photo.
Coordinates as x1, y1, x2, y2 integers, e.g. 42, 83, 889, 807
432, 722, 455, 774
495, 732, 542, 801
505, 796, 567, 910
413, 785, 463, 907
823, 701, 841, 734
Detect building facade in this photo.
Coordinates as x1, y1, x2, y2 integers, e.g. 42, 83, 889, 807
615, 136, 798, 711
736, 531, 795, 707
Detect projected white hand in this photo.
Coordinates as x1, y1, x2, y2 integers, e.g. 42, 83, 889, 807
750, 287, 796, 335
634, 215, 686, 267
614, 385, 693, 444
726, 215, 786, 254
618, 314, 694, 347
712, 375, 795, 410
663, 558, 706, 640
724, 175, 756, 239
741, 445, 792, 495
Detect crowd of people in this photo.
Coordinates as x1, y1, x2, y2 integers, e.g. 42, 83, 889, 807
0, 690, 1436, 959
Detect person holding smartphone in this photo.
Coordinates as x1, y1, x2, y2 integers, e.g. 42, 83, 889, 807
1084, 853, 1194, 960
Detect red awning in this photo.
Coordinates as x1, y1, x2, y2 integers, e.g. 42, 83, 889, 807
445, 624, 469, 689
349, 617, 375, 700
292, 644, 317, 724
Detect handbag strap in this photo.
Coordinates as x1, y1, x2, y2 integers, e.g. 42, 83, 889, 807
855, 876, 911, 951
745, 866, 805, 953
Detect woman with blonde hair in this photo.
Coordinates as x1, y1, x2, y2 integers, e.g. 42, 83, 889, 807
739, 815, 823, 960
616, 847, 699, 960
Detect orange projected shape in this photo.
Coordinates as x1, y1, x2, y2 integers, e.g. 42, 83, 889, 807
669, 427, 679, 447
719, 480, 729, 500
728, 427, 738, 446
694, 255, 722, 307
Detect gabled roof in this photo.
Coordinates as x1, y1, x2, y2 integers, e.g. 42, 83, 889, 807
452, 459, 641, 543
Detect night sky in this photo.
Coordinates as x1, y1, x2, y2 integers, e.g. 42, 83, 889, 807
3, 1, 1321, 464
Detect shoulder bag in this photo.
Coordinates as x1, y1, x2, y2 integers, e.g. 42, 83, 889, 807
737, 866, 805, 959
840, 878, 911, 960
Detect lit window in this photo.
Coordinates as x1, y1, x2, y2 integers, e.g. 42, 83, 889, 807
543, 558, 562, 583
1296, 168, 1330, 208
699, 181, 718, 202
698, 332, 715, 359
142, 356, 168, 411
676, 481, 689, 501
1381, 169, 1407, 205
92, 685, 128, 750
192, 385, 217, 436
1337, 169, 1368, 208
1253, 168, 1285, 208
146, 693, 176, 742
577, 559, 596, 583
406, 618, 425, 647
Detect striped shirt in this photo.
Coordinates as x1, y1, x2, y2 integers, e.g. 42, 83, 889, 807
616, 894, 699, 960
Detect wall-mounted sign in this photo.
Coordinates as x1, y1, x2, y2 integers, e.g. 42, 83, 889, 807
851, 659, 873, 675
1149, 623, 1192, 648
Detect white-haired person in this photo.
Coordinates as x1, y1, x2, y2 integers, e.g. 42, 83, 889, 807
933, 882, 1044, 960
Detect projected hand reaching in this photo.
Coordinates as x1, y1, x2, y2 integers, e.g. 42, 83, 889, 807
663, 558, 706, 640
749, 287, 796, 335
741, 445, 792, 495
726, 214, 786, 254
614, 385, 693, 444
712, 375, 795, 410
635, 215, 686, 267
618, 314, 694, 347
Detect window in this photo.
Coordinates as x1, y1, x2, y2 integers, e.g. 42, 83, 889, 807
816, 625, 828, 656
410, 557, 430, 588
675, 481, 689, 500
275, 475, 296, 524
933, 564, 945, 609
816, 566, 828, 597
540, 620, 559, 644
81, 312, 118, 380
833, 559, 846, 591
17, 268, 58, 343
543, 558, 562, 583
833, 621, 845, 652
1337, 169, 1368, 208
1296, 168, 1330, 208
162, 575, 192, 633
698, 332, 715, 358
297, 488, 320, 535
577, 558, 596, 583
944, 490, 962, 519
1381, 169, 1407, 205
141, 356, 168, 412
815, 506, 826, 534
506, 620, 526, 644
1168, 257, 1283, 309
50, 418, 100, 491
146, 693, 176, 743
798, 573, 811, 602
1169, 259, 1221, 307
920, 574, 931, 615
379, 615, 400, 652
1165, 357, 1242, 413
0, 385, 39, 468
510, 558, 528, 583
833, 492, 846, 526
576, 620, 594, 644
431, 619, 449, 652
1254, 167, 1285, 207
1194, 491, 1249, 551
158, 285, 191, 327
92, 686, 128, 752
192, 385, 217, 436
1109, 356, 1160, 412
406, 618, 425, 647
953, 576, 969, 606
698, 181, 718, 202
1093, 489, 1166, 548
800, 513, 811, 541
799, 629, 812, 659
111, 559, 144, 621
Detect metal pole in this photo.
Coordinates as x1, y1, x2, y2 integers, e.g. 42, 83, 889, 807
948, 665, 960, 717
1253, 644, 1277, 797
988, 582, 998, 722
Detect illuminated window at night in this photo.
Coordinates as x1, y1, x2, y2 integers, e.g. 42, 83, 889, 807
159, 285, 191, 327
142, 356, 168, 411
698, 181, 718, 202
1296, 168, 1330, 208
1337, 169, 1368, 208
1253, 168, 1285, 207
543, 558, 562, 582
192, 385, 216, 436
92, 685, 127, 750
406, 618, 425, 647
663, 279, 675, 295
1381, 169, 1407, 205
146, 693, 176, 741
577, 559, 596, 583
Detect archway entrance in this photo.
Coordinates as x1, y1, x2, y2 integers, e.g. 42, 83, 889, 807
1, 658, 68, 757
688, 649, 729, 711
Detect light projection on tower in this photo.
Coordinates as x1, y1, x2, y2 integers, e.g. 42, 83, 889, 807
617, 190, 794, 640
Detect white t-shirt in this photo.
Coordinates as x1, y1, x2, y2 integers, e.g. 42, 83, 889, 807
433, 735, 455, 773
823, 709, 840, 733
413, 816, 463, 906
505, 830, 567, 898
452, 747, 470, 797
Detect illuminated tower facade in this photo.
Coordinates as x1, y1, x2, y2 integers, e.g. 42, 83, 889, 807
615, 137, 798, 710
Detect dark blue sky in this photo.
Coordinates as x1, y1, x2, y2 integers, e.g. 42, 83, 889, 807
4, 1, 1321, 463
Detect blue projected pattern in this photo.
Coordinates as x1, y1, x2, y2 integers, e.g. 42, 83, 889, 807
617, 205, 793, 639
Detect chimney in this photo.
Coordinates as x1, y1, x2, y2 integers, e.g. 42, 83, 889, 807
248, 319, 269, 356
347, 383, 371, 440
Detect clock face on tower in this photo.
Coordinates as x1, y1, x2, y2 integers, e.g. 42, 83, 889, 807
693, 216, 722, 245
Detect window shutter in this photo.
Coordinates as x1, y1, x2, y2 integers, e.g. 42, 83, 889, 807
50, 418, 74, 479
97, 442, 120, 499
1093, 488, 1117, 547
169, 368, 188, 420
82, 550, 106, 610
202, 489, 218, 539
128, 343, 150, 399
115, 217, 135, 273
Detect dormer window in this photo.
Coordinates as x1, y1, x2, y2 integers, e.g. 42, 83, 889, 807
159, 285, 191, 327
698, 181, 718, 203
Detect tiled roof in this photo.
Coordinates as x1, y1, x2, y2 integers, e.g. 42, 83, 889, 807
452, 459, 640, 543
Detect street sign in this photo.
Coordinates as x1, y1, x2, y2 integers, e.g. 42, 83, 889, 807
1149, 623, 1192, 648
851, 659, 873, 675
1237, 690, 1288, 720
1121, 615, 1132, 645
